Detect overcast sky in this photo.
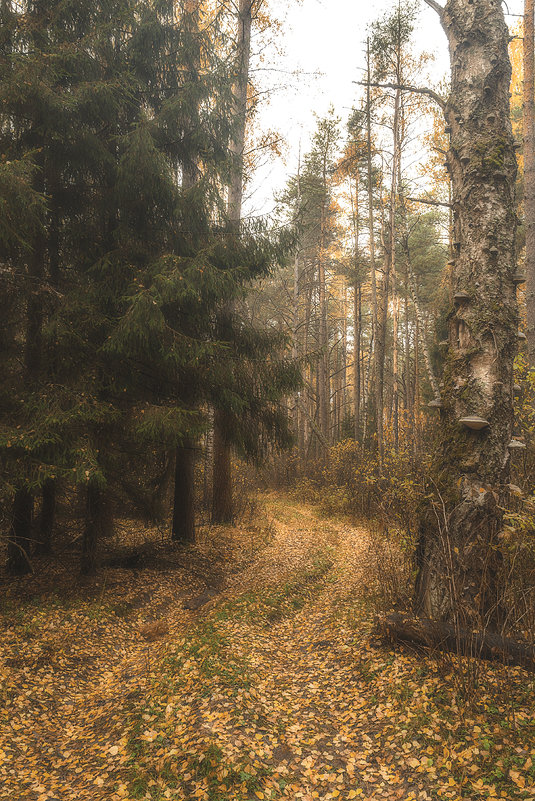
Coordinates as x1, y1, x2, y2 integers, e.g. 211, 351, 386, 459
244, 0, 525, 218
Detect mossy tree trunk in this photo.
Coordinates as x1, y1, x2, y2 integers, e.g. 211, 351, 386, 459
416, 0, 518, 629
524, 0, 535, 362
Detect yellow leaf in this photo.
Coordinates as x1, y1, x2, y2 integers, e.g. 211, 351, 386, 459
255, 793, 264, 800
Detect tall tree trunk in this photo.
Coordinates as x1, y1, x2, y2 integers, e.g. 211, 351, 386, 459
35, 478, 55, 556
391, 88, 401, 452
7, 162, 45, 575
351, 174, 362, 441
172, 440, 196, 542
318, 173, 330, 448
524, 0, 535, 362
212, 0, 252, 523
212, 408, 234, 523
7, 488, 33, 575
81, 482, 101, 576
366, 38, 378, 443
174, 0, 201, 541
354, 283, 362, 441
375, 195, 389, 465
417, 0, 518, 629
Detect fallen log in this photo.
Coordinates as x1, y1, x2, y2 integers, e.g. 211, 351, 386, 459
377, 612, 535, 671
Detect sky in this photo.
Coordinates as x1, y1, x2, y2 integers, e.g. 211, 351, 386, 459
244, 0, 525, 218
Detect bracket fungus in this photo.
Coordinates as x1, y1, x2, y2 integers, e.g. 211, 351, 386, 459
459, 416, 490, 431
453, 291, 471, 304
508, 439, 526, 451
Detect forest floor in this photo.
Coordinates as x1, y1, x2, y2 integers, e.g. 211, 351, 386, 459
1, 493, 535, 801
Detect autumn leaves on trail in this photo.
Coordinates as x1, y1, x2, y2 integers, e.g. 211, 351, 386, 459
3, 496, 532, 801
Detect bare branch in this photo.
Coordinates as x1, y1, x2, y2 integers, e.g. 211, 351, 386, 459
423, 0, 444, 17
406, 196, 452, 208
355, 80, 446, 111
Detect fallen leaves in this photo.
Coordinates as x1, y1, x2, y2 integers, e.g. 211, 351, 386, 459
2, 495, 535, 801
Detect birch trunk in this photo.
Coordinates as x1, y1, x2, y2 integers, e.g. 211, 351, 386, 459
417, 0, 518, 629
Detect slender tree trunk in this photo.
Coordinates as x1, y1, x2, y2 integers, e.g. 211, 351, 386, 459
354, 283, 362, 441
293, 154, 302, 448
318, 173, 330, 448
414, 315, 421, 449
212, 408, 234, 523
7, 488, 33, 575
391, 88, 401, 452
376, 195, 389, 465
524, 0, 535, 362
366, 38, 378, 444
404, 274, 411, 414
212, 0, 252, 523
173, 0, 201, 541
172, 440, 196, 542
35, 478, 55, 556
81, 482, 101, 576
417, 0, 518, 629
351, 174, 362, 441
7, 162, 45, 575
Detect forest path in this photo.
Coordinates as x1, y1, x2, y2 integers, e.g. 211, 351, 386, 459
1, 494, 532, 801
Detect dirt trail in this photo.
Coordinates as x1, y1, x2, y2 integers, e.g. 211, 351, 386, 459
0, 495, 370, 801
2, 495, 532, 801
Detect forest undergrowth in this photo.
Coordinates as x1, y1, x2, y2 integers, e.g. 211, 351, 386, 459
1, 494, 534, 801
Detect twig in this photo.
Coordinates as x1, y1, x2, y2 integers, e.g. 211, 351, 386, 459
406, 196, 452, 208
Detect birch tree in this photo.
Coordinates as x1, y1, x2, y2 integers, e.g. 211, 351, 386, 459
416, 0, 519, 629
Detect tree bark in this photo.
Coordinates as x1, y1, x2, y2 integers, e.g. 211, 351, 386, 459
35, 478, 55, 556
391, 88, 401, 452
354, 283, 362, 441
366, 38, 378, 446
375, 196, 390, 465
417, 0, 519, 630
524, 0, 535, 362
318, 152, 330, 448
212, 0, 252, 523
378, 612, 535, 670
81, 482, 100, 576
212, 407, 234, 524
172, 440, 196, 542
7, 156, 45, 575
7, 488, 33, 575
173, 0, 201, 542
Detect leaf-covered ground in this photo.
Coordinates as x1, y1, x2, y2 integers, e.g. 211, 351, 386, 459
1, 494, 535, 801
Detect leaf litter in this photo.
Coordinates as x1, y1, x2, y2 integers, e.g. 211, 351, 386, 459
1, 493, 534, 801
